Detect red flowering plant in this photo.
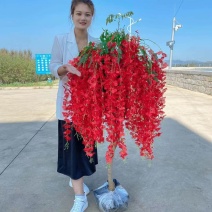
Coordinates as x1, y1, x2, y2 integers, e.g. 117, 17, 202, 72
63, 12, 167, 191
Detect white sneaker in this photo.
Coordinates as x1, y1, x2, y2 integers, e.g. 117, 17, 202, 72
70, 196, 88, 212
69, 179, 90, 195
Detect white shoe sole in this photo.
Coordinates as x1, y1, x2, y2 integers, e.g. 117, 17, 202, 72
70, 201, 88, 212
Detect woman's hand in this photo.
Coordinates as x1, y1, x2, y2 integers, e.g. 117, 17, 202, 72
58, 64, 81, 77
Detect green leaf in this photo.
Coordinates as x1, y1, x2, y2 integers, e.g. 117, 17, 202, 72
79, 54, 88, 65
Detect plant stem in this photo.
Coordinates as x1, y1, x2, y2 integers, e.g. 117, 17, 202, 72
107, 160, 115, 191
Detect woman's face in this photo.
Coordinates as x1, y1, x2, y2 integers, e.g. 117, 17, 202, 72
72, 3, 93, 30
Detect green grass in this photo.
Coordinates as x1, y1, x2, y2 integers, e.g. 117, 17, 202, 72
0, 80, 59, 88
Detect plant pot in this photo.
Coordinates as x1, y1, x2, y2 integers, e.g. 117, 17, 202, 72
93, 179, 129, 212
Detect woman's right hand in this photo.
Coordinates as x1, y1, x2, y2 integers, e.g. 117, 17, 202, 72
58, 64, 81, 77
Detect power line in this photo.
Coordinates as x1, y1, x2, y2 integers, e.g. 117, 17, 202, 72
174, 0, 184, 17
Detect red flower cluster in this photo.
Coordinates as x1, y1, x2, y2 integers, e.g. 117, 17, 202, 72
63, 35, 167, 164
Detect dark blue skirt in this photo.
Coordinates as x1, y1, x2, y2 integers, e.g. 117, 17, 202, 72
57, 120, 98, 180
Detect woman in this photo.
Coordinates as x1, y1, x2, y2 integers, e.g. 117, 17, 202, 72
49, 0, 98, 211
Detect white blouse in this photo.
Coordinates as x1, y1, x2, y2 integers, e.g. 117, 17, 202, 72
49, 28, 99, 120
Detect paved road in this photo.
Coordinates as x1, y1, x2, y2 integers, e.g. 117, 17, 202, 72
0, 85, 212, 212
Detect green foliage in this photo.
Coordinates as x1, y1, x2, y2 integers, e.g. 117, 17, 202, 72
79, 28, 128, 66
100, 29, 128, 62
106, 11, 133, 29
104, 11, 133, 48
0, 49, 50, 85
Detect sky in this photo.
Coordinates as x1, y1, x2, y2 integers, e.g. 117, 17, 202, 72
0, 0, 212, 62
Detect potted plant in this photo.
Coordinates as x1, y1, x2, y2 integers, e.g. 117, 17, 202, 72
63, 12, 167, 211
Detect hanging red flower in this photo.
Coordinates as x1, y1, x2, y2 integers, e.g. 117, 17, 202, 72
62, 29, 167, 164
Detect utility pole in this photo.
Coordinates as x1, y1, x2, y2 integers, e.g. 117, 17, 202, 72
166, 17, 182, 69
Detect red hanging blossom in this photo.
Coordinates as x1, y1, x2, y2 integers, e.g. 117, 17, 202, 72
63, 31, 167, 164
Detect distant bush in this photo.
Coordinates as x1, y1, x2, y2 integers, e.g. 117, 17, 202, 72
0, 49, 51, 84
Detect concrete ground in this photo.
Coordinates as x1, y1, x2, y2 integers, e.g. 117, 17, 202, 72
0, 85, 212, 212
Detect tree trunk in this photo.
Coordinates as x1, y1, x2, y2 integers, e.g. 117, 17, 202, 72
107, 160, 115, 191
107, 143, 117, 191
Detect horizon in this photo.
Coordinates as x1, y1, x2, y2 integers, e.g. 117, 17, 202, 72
1, 0, 212, 62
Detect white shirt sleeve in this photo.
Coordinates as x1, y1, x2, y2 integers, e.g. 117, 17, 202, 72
49, 36, 63, 79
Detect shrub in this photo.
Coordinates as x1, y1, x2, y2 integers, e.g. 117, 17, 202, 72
0, 49, 50, 84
